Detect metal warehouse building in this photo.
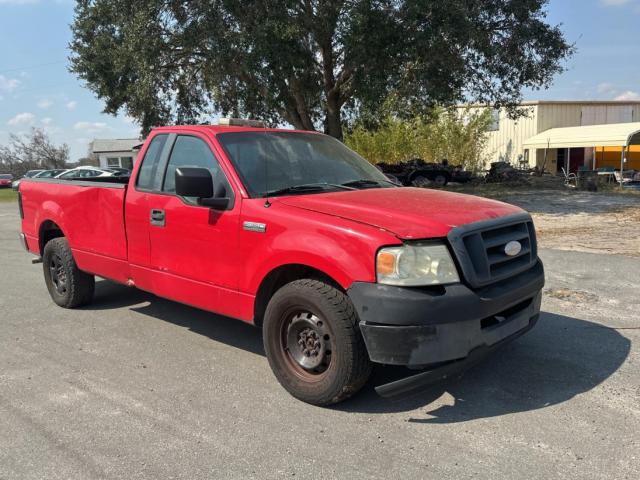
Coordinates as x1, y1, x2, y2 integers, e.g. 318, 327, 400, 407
465, 100, 640, 174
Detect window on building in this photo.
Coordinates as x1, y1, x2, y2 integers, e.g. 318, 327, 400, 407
106, 157, 120, 167
488, 109, 500, 132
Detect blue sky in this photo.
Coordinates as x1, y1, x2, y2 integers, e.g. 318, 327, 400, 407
1, 0, 639, 161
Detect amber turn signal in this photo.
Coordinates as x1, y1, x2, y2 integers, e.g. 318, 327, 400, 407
376, 251, 397, 275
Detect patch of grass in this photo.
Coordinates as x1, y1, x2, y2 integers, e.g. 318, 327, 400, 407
0, 188, 18, 202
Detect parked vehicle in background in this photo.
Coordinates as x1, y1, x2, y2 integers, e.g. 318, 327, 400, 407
103, 167, 132, 177
54, 166, 116, 179
18, 120, 544, 406
11, 170, 44, 190
1, 174, 14, 188
35, 169, 68, 179
12, 169, 67, 190
377, 159, 473, 187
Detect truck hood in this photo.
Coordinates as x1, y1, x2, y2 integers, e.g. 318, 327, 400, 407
279, 187, 524, 239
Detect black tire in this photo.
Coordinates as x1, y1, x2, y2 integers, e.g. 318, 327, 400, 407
432, 174, 449, 187
411, 174, 431, 188
263, 279, 372, 406
42, 237, 95, 308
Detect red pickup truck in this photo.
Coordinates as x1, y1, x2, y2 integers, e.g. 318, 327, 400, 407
18, 121, 544, 405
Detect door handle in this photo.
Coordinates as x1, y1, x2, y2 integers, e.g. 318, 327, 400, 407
150, 208, 165, 227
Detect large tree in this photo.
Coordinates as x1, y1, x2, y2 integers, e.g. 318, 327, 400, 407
0, 128, 69, 176
70, 0, 572, 139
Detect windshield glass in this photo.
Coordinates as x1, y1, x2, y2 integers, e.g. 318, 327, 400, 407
217, 132, 391, 197
0, 174, 12, 179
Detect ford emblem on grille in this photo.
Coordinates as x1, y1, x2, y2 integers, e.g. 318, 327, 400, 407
504, 240, 522, 257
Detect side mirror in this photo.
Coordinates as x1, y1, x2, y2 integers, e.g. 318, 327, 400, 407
175, 167, 214, 198
175, 167, 230, 210
199, 197, 230, 209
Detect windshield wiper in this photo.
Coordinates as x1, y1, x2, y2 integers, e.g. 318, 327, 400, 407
265, 182, 355, 197
341, 179, 396, 188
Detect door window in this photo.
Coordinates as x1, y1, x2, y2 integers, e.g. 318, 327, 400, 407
137, 134, 168, 190
162, 136, 220, 194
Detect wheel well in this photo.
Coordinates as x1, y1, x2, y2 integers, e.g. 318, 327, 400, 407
253, 264, 343, 328
39, 220, 64, 254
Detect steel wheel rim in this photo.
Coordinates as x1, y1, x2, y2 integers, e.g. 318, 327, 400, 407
49, 254, 67, 295
282, 311, 333, 378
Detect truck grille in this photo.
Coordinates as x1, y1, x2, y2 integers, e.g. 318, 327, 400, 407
447, 214, 538, 288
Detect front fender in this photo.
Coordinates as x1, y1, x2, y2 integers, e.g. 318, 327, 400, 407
240, 199, 400, 294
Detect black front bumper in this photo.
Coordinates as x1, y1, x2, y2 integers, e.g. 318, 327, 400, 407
348, 260, 544, 369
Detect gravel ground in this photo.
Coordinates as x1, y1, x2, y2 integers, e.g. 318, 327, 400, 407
0, 200, 638, 480
498, 190, 640, 257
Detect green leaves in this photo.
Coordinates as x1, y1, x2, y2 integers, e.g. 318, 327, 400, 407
69, 0, 571, 138
344, 109, 492, 173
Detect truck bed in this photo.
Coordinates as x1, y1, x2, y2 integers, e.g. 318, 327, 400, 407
20, 178, 129, 282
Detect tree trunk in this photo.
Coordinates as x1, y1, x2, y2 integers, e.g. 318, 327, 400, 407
324, 95, 343, 140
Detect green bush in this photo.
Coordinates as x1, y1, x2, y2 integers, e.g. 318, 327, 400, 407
345, 108, 491, 173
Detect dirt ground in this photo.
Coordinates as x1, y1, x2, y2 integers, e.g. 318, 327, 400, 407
454, 187, 640, 257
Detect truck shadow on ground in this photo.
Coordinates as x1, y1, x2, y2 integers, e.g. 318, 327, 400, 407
338, 312, 631, 421
87, 280, 630, 422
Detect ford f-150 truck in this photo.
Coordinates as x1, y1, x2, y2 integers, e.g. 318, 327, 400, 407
18, 120, 544, 405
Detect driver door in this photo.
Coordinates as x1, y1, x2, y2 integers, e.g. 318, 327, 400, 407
146, 133, 242, 316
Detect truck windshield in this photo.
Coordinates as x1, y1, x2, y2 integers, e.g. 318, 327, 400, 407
217, 131, 393, 198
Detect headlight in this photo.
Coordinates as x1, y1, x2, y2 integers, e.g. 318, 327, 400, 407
376, 244, 460, 286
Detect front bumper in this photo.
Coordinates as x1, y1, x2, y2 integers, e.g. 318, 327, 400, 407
348, 260, 544, 368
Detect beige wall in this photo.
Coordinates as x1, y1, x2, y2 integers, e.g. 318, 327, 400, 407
463, 105, 538, 167
485, 106, 538, 165
469, 102, 640, 170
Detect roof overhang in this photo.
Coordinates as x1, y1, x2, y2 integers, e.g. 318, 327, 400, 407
523, 122, 640, 149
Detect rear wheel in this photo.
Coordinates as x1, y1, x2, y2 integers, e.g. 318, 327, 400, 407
263, 279, 372, 406
43, 237, 94, 308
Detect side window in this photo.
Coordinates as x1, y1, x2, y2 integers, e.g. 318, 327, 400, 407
137, 134, 168, 190
162, 135, 220, 194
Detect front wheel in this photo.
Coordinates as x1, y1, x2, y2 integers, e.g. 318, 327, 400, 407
43, 237, 95, 308
263, 279, 372, 406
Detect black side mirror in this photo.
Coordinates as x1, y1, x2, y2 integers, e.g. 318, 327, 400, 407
175, 167, 214, 198
199, 197, 230, 209
175, 167, 230, 210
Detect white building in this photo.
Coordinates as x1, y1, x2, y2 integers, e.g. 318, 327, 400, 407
88, 138, 142, 170
464, 100, 640, 173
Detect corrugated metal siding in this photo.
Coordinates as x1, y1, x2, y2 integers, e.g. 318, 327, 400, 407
481, 105, 538, 165
581, 105, 634, 125
466, 102, 640, 168
537, 104, 582, 131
